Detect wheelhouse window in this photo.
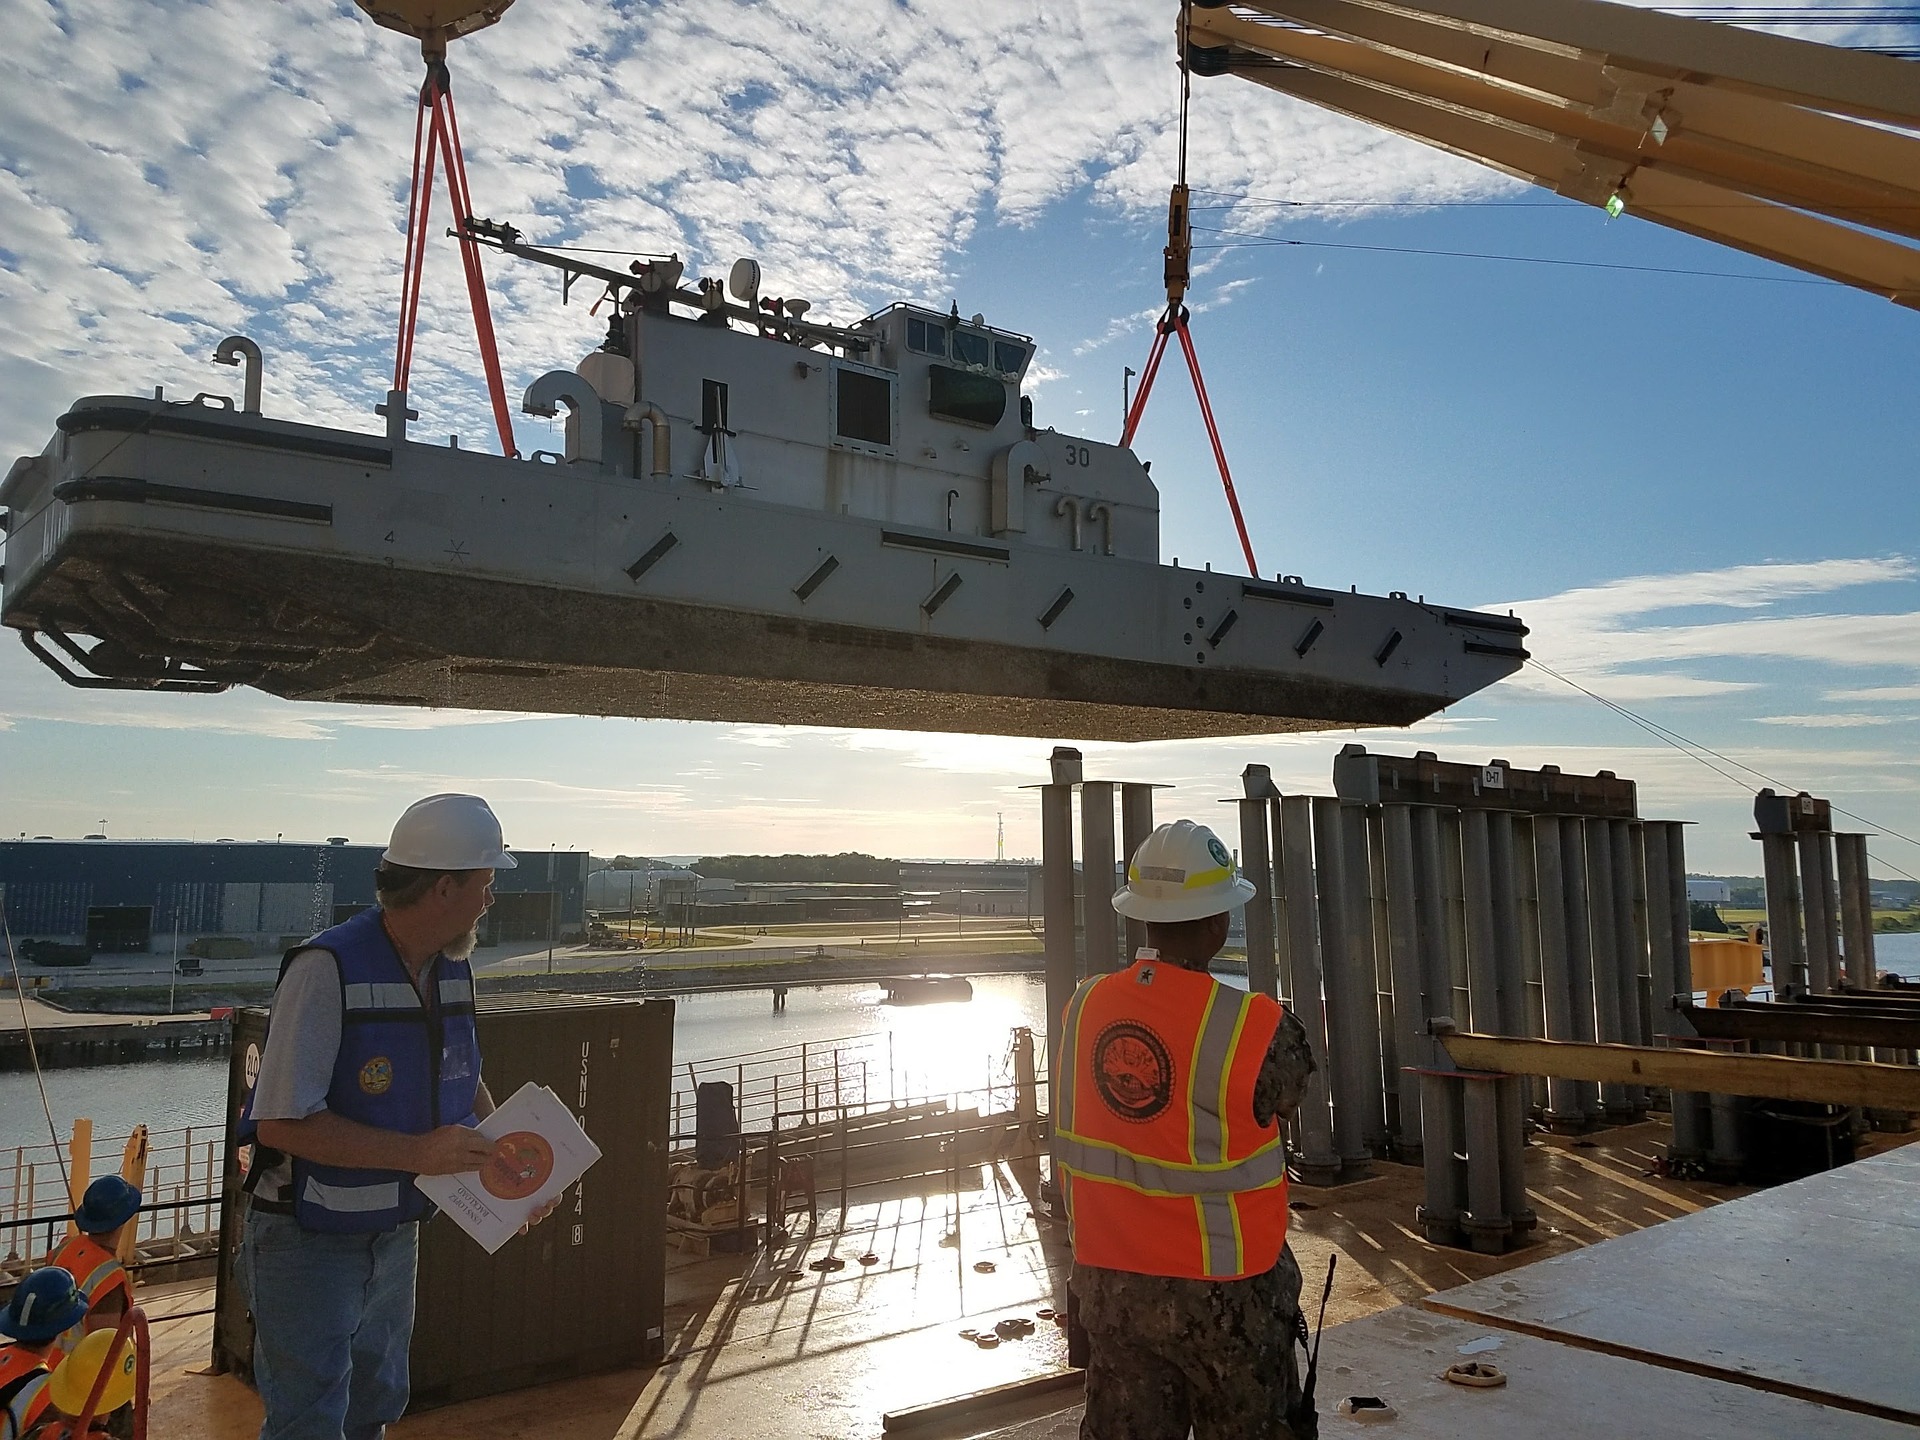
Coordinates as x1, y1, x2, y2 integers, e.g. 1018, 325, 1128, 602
928, 364, 1007, 428
906, 317, 946, 358
832, 362, 896, 450
949, 328, 991, 368
993, 341, 1028, 376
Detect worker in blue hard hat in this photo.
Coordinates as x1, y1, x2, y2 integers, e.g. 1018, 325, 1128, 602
45, 1175, 141, 1358
0, 1266, 87, 1439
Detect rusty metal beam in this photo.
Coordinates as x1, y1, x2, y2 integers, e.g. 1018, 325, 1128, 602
1433, 1027, 1920, 1110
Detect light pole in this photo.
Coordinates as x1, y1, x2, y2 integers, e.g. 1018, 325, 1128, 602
546, 845, 557, 975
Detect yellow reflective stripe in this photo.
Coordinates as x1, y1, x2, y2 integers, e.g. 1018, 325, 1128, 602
1216, 992, 1252, 1162
1056, 1131, 1289, 1195
79, 1257, 124, 1298
1186, 985, 1219, 1163
1182, 864, 1231, 889
1193, 1194, 1209, 1274
1057, 977, 1100, 1137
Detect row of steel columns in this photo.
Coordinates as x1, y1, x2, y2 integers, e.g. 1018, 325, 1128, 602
1236, 775, 1700, 1246
1759, 828, 1879, 994
1038, 749, 1158, 1194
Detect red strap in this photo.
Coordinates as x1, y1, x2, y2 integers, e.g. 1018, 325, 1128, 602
1117, 309, 1260, 577
390, 66, 518, 458
1172, 320, 1258, 578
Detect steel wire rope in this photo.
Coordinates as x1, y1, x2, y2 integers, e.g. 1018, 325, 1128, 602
1524, 656, 1920, 885
1189, 223, 1837, 285
2, 902, 73, 1194
1190, 192, 1920, 213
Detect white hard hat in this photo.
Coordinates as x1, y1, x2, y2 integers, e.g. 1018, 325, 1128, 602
1112, 820, 1254, 923
382, 793, 517, 871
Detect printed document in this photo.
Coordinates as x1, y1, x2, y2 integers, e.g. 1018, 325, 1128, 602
414, 1081, 602, 1254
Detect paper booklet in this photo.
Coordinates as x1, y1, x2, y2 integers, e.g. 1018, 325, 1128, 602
414, 1080, 603, 1254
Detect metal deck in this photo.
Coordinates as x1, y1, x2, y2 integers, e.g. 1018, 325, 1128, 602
1424, 1144, 1920, 1423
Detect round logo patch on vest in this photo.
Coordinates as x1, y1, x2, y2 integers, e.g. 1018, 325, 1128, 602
1091, 1020, 1174, 1123
358, 1056, 394, 1095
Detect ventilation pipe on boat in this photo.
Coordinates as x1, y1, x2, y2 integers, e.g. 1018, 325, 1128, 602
623, 403, 672, 479
1086, 501, 1115, 556
522, 371, 602, 466
1054, 494, 1084, 551
212, 336, 263, 414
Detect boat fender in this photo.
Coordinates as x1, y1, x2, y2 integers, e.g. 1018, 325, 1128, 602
523, 371, 603, 466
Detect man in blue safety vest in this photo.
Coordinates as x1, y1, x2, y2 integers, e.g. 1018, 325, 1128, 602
237, 794, 550, 1440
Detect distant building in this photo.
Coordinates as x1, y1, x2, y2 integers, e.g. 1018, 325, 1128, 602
1687, 878, 1732, 905
0, 838, 588, 957
932, 888, 1030, 918
900, 861, 1037, 892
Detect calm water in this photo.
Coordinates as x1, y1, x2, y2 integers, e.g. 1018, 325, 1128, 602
3, 939, 1915, 1154
0, 975, 1053, 1153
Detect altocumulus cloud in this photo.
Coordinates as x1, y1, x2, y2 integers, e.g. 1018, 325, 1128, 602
1, 0, 1503, 462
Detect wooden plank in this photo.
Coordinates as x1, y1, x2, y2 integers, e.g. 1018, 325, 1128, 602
1434, 1029, 1920, 1109
973, 1302, 1918, 1439
1425, 1145, 1920, 1423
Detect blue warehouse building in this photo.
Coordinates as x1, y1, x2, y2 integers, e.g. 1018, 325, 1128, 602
0, 839, 589, 958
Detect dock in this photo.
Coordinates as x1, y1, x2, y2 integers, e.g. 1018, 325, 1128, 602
0, 996, 230, 1070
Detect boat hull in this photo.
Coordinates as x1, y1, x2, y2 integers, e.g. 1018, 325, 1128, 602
0, 398, 1527, 740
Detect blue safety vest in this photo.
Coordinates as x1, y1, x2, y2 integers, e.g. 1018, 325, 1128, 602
239, 907, 480, 1233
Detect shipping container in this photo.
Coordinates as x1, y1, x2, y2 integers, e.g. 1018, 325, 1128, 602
213, 993, 672, 1408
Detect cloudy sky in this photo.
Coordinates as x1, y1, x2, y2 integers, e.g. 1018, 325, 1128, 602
1, 0, 1917, 878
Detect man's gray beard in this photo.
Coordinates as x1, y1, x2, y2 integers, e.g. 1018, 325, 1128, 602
444, 927, 479, 960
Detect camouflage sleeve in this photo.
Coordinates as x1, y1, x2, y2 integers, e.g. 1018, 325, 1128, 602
1252, 1009, 1317, 1128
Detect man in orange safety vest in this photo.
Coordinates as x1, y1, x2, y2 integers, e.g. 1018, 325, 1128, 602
1057, 819, 1318, 1440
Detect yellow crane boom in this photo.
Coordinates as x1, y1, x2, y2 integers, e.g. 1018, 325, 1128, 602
1188, 0, 1920, 308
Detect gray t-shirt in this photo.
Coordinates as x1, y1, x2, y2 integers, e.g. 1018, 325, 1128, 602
247, 949, 344, 1203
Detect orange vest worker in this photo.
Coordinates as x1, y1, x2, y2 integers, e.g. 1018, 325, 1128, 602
1057, 953, 1290, 1280
44, 1233, 133, 1355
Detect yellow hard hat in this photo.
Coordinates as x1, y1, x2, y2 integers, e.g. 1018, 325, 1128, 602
48, 1327, 138, 1415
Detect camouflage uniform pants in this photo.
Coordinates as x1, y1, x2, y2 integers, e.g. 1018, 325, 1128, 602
1073, 1245, 1307, 1440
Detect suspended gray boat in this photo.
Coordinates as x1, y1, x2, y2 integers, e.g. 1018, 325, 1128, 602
0, 223, 1525, 740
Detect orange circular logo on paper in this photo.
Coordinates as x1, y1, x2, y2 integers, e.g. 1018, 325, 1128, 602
1092, 1020, 1174, 1123
358, 1057, 393, 1095
481, 1130, 554, 1200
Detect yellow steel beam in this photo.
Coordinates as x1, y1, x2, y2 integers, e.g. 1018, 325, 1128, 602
1437, 1030, 1920, 1111
1195, 11, 1920, 243
1234, 0, 1920, 125
1198, 12, 1920, 307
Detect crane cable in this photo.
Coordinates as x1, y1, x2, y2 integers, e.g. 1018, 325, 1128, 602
1120, 0, 1262, 578
3, 903, 74, 1197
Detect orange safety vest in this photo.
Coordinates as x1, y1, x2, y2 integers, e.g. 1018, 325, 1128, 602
1057, 954, 1289, 1281
44, 1234, 132, 1359
0, 1345, 52, 1439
